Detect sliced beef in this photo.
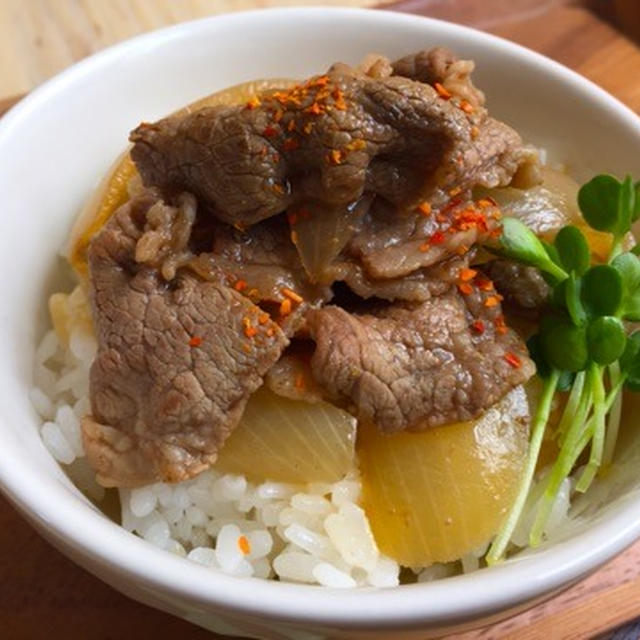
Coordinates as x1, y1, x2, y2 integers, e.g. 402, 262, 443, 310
306, 290, 534, 433
186, 215, 331, 306
82, 193, 288, 487
345, 195, 501, 279
483, 259, 550, 310
392, 46, 485, 108
130, 48, 526, 229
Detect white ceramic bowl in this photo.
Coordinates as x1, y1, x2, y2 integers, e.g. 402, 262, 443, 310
1, 8, 640, 639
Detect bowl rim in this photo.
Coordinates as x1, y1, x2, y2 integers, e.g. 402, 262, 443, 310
1, 5, 640, 630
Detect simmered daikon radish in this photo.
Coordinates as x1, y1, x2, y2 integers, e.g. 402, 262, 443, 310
358, 387, 530, 567
68, 78, 297, 276
216, 387, 356, 484
481, 166, 614, 260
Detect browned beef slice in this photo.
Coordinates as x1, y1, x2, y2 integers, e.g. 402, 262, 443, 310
483, 259, 550, 310
82, 194, 288, 487
345, 195, 501, 279
130, 48, 525, 228
306, 291, 534, 433
392, 46, 485, 107
186, 215, 331, 306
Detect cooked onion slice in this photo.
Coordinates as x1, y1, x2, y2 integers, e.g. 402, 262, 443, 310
358, 387, 529, 567
215, 387, 356, 484
289, 197, 370, 283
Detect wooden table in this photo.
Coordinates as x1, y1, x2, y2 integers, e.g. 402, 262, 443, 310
2, 1, 640, 638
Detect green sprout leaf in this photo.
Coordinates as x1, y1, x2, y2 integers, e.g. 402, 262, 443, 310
617, 175, 634, 238
540, 316, 588, 372
578, 174, 621, 233
587, 316, 626, 365
554, 225, 590, 276
612, 253, 640, 320
499, 217, 568, 282
581, 265, 623, 317
634, 181, 640, 222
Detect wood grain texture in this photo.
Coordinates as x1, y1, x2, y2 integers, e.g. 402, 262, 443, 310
1, 2, 640, 640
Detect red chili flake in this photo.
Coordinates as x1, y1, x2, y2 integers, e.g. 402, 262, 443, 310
283, 138, 299, 151
313, 75, 330, 87
272, 183, 285, 195
417, 202, 432, 216
504, 352, 522, 369
258, 313, 270, 325
449, 186, 462, 196
478, 197, 498, 208
459, 268, 477, 282
470, 125, 480, 140
471, 320, 485, 334
434, 82, 452, 99
459, 99, 474, 114
490, 226, 503, 238
458, 282, 473, 295
242, 343, 252, 354
273, 110, 283, 123
266, 327, 275, 337
287, 119, 296, 132
242, 317, 258, 339
476, 277, 494, 291
282, 287, 303, 303
189, 336, 202, 348
484, 295, 503, 308
234, 279, 247, 292
306, 103, 323, 116
429, 231, 446, 245
263, 125, 278, 138
247, 288, 259, 298
280, 298, 292, 316
328, 149, 345, 165
245, 96, 261, 110
494, 315, 508, 335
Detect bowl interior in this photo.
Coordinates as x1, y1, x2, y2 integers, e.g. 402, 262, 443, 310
1, 7, 640, 630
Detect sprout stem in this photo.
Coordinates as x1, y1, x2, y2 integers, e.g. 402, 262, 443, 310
575, 364, 606, 492
603, 363, 624, 466
555, 371, 586, 443
486, 371, 559, 565
530, 375, 593, 546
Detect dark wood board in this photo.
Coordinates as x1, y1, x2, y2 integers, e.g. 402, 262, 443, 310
2, 1, 640, 638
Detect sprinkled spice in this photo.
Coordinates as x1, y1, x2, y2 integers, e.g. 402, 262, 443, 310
459, 99, 474, 114
494, 315, 508, 335
484, 295, 502, 308
242, 317, 258, 339
458, 282, 473, 295
234, 279, 247, 292
280, 298, 292, 316
429, 231, 446, 245
476, 277, 494, 292
282, 288, 304, 303
263, 125, 278, 138
417, 202, 432, 216
238, 535, 251, 555
504, 352, 522, 369
189, 336, 202, 348
470, 125, 480, 140
245, 96, 261, 110
242, 343, 252, 354
328, 149, 345, 165
449, 186, 462, 196
471, 320, 485, 334
434, 82, 452, 99
478, 197, 498, 208
258, 313, 270, 325
459, 268, 477, 282
266, 327, 275, 337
